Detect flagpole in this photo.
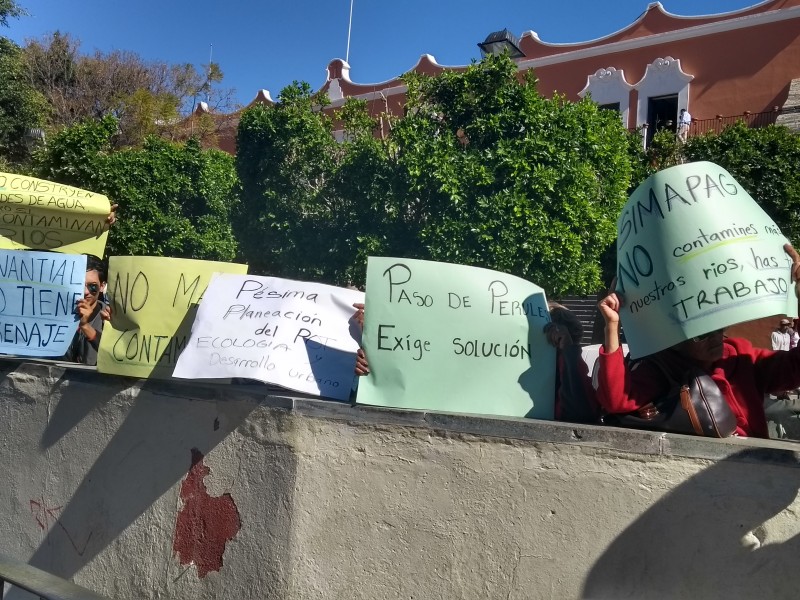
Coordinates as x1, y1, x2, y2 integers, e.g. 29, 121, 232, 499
346, 0, 354, 64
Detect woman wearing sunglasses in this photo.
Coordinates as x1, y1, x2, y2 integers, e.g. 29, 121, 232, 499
62, 254, 110, 366
595, 244, 800, 439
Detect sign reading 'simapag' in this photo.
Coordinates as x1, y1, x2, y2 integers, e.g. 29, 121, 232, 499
0, 173, 111, 256
617, 161, 796, 358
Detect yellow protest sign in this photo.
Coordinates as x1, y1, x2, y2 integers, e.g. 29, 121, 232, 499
0, 173, 111, 257
97, 256, 248, 379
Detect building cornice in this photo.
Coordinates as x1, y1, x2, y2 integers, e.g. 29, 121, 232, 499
516, 5, 800, 70
324, 4, 799, 112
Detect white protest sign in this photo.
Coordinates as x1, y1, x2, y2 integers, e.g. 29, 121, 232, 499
173, 274, 364, 400
617, 161, 796, 358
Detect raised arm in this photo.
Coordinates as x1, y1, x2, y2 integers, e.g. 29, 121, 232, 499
595, 291, 664, 414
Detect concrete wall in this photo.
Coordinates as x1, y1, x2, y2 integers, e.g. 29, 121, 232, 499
2, 359, 800, 600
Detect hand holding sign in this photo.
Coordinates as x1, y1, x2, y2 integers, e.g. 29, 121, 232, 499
784, 243, 800, 299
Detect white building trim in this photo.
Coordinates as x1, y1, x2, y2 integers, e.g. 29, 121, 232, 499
633, 56, 693, 128
578, 67, 634, 127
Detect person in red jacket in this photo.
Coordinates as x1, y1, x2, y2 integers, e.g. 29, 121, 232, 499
595, 244, 800, 438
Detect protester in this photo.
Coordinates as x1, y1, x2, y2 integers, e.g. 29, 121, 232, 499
59, 204, 117, 365
772, 318, 792, 352
594, 244, 800, 438
543, 303, 599, 423
61, 255, 110, 366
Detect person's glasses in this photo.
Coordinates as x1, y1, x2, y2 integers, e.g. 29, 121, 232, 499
86, 283, 100, 294
691, 329, 722, 343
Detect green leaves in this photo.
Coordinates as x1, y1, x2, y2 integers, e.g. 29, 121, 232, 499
236, 55, 631, 295
0, 37, 48, 165
682, 122, 800, 247
32, 117, 239, 261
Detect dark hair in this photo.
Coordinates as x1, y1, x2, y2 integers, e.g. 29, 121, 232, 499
85, 254, 107, 283
548, 303, 584, 342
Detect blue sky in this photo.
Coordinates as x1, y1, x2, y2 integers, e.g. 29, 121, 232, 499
8, 0, 758, 107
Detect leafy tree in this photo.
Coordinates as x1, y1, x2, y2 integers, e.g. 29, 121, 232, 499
236, 55, 632, 295
236, 82, 348, 279
0, 0, 25, 27
0, 0, 48, 165
23, 32, 237, 148
0, 36, 48, 164
392, 56, 631, 294
682, 122, 800, 247
32, 116, 239, 260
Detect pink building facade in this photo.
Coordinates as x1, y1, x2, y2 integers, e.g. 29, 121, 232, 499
206, 0, 800, 153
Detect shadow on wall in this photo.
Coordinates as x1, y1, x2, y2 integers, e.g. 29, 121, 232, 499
25, 374, 295, 596
582, 448, 800, 600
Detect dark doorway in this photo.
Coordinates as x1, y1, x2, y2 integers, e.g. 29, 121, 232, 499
646, 94, 678, 144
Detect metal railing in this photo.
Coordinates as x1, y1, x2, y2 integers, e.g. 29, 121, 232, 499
634, 107, 791, 149
688, 107, 783, 137
0, 554, 111, 600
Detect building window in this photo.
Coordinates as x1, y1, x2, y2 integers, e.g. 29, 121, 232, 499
579, 67, 633, 127
634, 57, 693, 143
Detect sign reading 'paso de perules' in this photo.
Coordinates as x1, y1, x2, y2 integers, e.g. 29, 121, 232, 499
356, 257, 554, 419
617, 161, 796, 358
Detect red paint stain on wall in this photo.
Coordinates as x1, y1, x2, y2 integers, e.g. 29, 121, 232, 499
173, 448, 241, 577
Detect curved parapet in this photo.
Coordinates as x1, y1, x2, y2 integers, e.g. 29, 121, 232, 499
320, 53, 466, 107
247, 89, 274, 107
326, 58, 352, 84
579, 67, 635, 127
633, 56, 694, 128
518, 0, 792, 60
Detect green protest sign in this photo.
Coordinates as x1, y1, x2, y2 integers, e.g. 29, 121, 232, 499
356, 257, 555, 419
617, 161, 796, 358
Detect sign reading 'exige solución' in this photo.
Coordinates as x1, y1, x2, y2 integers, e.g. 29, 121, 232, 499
356, 257, 555, 419
617, 161, 796, 358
